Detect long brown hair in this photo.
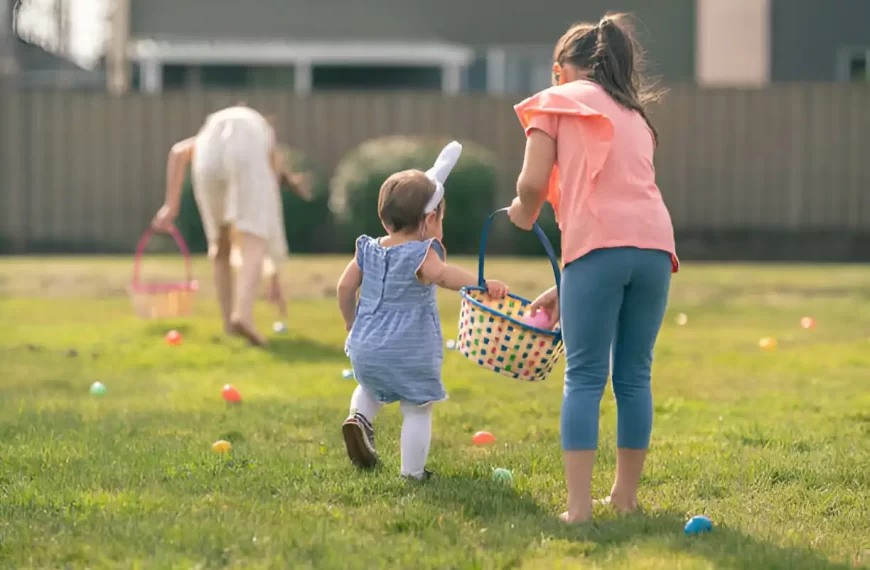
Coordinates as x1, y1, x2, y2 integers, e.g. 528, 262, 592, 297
554, 13, 664, 144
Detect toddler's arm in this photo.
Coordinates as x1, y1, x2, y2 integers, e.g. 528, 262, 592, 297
337, 256, 362, 331
417, 248, 508, 298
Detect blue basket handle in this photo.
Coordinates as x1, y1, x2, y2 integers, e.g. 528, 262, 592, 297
477, 207, 561, 299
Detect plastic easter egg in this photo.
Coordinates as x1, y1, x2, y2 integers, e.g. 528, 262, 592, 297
90, 381, 106, 396
675, 313, 688, 326
212, 440, 232, 454
524, 310, 551, 330
472, 431, 497, 445
272, 321, 287, 334
800, 317, 815, 329
492, 468, 513, 484
166, 330, 182, 346
222, 384, 242, 404
445, 339, 457, 350
684, 515, 713, 535
341, 369, 354, 380
759, 337, 777, 350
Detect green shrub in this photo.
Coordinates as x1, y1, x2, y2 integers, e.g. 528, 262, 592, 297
330, 136, 499, 254
175, 146, 332, 254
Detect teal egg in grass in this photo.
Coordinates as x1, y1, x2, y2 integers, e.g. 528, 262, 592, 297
684, 515, 713, 535
492, 468, 513, 484
89, 381, 106, 397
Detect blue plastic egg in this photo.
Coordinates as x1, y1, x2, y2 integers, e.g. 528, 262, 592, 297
684, 515, 713, 535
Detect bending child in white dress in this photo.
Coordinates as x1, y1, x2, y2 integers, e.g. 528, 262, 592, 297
151, 105, 311, 345
336, 142, 508, 480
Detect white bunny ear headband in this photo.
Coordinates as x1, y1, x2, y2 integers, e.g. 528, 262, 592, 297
423, 141, 463, 214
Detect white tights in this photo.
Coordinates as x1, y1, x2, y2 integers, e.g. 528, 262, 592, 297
349, 385, 433, 478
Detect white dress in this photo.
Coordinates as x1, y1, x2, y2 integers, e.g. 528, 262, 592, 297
191, 106, 288, 264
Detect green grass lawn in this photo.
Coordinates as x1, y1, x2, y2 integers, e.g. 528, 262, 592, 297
1, 256, 869, 569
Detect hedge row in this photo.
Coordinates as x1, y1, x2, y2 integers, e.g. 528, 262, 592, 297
176, 137, 561, 257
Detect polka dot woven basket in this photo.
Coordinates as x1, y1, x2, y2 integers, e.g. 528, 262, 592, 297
458, 208, 564, 381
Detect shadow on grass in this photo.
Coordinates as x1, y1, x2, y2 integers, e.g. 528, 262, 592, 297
263, 336, 348, 364
417, 474, 854, 570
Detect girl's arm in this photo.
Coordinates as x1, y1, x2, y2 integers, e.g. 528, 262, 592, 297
417, 249, 508, 298
337, 256, 362, 331
271, 147, 313, 201
509, 129, 557, 230
152, 137, 195, 230
282, 172, 313, 202
517, 129, 556, 211
163, 137, 196, 214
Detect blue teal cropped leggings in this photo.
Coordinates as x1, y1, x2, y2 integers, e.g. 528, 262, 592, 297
560, 247, 672, 451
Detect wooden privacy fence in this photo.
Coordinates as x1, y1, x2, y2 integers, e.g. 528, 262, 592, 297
1, 85, 869, 256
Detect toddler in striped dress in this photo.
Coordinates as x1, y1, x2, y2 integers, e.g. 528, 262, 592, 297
336, 141, 508, 480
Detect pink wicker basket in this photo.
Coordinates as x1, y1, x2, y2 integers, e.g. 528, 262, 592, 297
127, 226, 199, 319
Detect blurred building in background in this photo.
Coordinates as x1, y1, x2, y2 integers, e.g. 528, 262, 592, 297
124, 0, 696, 94
699, 0, 870, 85
7, 0, 870, 92
768, 0, 870, 82
121, 0, 870, 94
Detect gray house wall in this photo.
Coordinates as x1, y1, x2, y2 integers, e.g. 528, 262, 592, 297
130, 0, 695, 82
771, 0, 870, 82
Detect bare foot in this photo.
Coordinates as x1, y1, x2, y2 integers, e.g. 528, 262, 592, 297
559, 509, 592, 524
595, 495, 639, 514
229, 318, 268, 346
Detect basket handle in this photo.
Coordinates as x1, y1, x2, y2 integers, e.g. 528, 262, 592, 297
132, 225, 193, 287
477, 207, 561, 298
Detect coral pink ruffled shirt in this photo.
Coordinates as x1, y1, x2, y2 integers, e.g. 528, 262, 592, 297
515, 81, 678, 272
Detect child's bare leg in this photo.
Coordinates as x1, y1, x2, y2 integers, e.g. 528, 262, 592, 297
212, 226, 234, 333
230, 231, 268, 346
268, 273, 289, 320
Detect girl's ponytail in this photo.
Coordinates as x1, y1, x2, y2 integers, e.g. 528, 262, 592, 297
556, 13, 664, 145
593, 15, 661, 145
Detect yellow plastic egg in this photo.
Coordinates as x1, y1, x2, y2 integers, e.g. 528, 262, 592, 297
212, 440, 232, 453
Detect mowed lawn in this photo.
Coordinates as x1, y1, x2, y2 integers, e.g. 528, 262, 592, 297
0, 255, 869, 570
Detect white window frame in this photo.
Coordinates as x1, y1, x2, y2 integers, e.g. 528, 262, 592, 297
129, 39, 473, 94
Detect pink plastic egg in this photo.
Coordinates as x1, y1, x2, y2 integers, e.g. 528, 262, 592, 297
524, 310, 551, 330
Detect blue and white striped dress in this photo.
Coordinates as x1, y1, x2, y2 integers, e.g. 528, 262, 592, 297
345, 235, 446, 405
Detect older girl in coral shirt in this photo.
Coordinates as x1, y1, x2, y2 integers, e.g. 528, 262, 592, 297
508, 13, 678, 523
